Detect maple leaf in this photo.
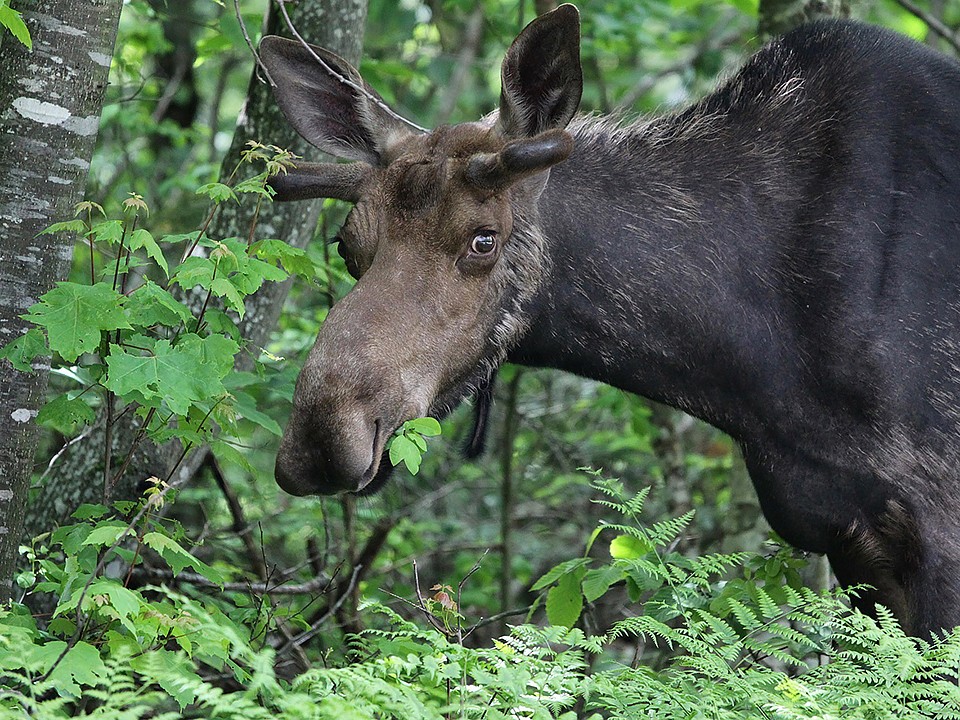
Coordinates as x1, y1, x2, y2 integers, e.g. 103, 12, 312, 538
25, 282, 131, 362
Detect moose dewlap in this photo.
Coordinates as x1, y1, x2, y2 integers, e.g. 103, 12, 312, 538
261, 5, 960, 639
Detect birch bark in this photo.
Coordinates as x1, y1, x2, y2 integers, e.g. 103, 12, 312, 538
0, 0, 122, 599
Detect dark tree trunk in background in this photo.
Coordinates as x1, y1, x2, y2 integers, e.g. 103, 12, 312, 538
147, 0, 203, 144
22, 0, 369, 540
0, 0, 122, 600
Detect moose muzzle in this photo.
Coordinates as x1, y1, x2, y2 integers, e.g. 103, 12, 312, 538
274, 264, 439, 496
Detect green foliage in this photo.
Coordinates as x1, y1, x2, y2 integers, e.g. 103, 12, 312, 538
388, 417, 442, 474
0, 144, 310, 471
4, 482, 960, 718
0, 0, 31, 49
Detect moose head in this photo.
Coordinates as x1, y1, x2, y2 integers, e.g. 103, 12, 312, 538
263, 5, 583, 496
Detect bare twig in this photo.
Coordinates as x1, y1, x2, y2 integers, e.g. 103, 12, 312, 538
465, 605, 534, 634
275, 563, 363, 656
615, 26, 743, 111
137, 566, 334, 595
435, 8, 485, 125
457, 550, 489, 641
37, 424, 96, 486
895, 0, 960, 55
234, 0, 274, 86
205, 453, 269, 580
499, 370, 523, 628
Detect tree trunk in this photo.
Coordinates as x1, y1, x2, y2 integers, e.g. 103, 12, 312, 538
21, 0, 369, 539
0, 0, 122, 600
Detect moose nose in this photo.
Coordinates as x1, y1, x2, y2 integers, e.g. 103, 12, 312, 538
274, 409, 384, 496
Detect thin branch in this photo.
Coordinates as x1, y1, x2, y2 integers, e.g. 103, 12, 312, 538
895, 0, 960, 55
235, 0, 274, 86
275, 563, 363, 656
205, 453, 269, 580
138, 566, 334, 595
435, 8, 484, 125
457, 550, 489, 642
615, 26, 743, 111
36, 424, 96, 485
466, 605, 535, 633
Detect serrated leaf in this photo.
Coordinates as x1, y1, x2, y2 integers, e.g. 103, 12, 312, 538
126, 280, 193, 328
141, 531, 223, 582
131, 649, 200, 710
81, 523, 128, 548
25, 282, 130, 362
72, 504, 109, 520
178, 333, 238, 377
210, 439, 257, 473
247, 256, 287, 282
0, 5, 31, 49
87, 579, 141, 634
38, 219, 87, 236
42, 641, 107, 697
233, 176, 272, 196
172, 256, 216, 289
0, 327, 48, 371
209, 277, 245, 315
250, 238, 317, 279
546, 571, 584, 628
196, 182, 237, 203
209, 240, 240, 271
227, 390, 282, 435
104, 339, 226, 415
37, 393, 95, 432
128, 228, 169, 276
92, 219, 124, 245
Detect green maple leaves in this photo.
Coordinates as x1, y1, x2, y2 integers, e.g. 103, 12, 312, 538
17, 277, 239, 418
25, 283, 131, 362
105, 336, 238, 415
1, 150, 313, 451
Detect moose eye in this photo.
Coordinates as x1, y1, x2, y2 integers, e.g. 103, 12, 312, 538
470, 231, 497, 255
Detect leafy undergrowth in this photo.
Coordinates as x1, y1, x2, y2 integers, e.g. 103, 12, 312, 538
2, 480, 959, 719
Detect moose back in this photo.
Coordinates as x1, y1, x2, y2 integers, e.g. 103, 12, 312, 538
261, 6, 960, 638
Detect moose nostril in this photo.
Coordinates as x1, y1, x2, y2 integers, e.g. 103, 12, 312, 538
358, 418, 388, 489
275, 406, 384, 496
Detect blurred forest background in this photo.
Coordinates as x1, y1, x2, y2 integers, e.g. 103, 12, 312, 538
4, 0, 960, 715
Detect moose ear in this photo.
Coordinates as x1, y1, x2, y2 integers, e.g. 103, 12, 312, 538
497, 4, 583, 139
259, 36, 417, 165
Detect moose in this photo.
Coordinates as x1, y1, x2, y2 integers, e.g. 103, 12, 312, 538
261, 5, 960, 638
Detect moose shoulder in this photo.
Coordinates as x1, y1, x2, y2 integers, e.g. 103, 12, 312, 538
261, 6, 960, 638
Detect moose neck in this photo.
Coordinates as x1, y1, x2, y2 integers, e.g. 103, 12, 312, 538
512, 112, 812, 440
